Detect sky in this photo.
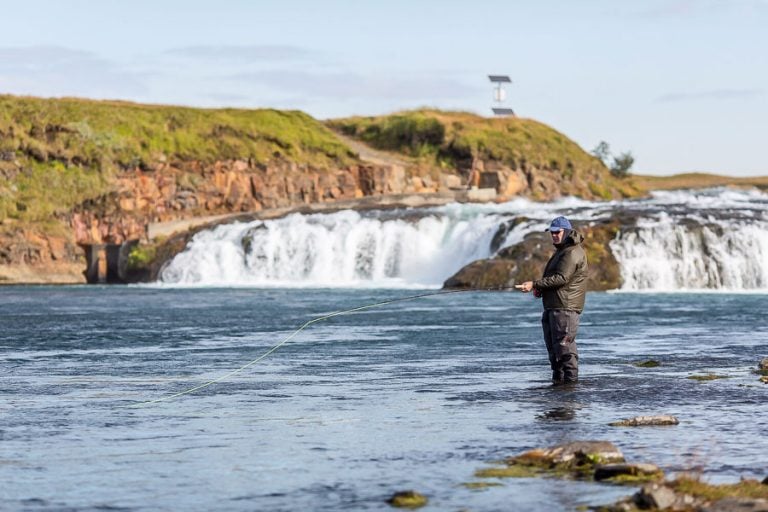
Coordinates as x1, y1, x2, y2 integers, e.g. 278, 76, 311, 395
1, 0, 766, 175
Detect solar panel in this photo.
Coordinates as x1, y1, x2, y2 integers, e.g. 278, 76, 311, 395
488, 75, 512, 83
492, 108, 515, 116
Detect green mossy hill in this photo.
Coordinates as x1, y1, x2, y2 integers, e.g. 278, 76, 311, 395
329, 109, 603, 173
0, 95, 353, 223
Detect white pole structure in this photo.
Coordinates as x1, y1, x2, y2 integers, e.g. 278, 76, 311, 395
488, 75, 514, 116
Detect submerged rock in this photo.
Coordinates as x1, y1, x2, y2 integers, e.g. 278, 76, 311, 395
633, 359, 661, 368
609, 415, 679, 427
387, 490, 428, 508
688, 374, 730, 381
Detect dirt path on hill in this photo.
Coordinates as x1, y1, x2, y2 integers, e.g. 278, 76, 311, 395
332, 132, 413, 168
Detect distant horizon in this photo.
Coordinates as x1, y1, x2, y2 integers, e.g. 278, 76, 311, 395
1, 0, 767, 176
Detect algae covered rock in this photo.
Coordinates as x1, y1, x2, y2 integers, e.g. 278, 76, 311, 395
594, 463, 665, 483
514, 440, 625, 467
387, 490, 428, 508
609, 415, 679, 427
475, 440, 626, 482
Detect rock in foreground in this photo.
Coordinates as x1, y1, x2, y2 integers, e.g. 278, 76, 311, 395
597, 477, 768, 511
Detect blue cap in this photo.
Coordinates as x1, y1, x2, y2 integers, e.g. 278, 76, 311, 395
545, 216, 572, 232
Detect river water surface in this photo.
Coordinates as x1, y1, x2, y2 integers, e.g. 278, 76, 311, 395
3, 286, 767, 511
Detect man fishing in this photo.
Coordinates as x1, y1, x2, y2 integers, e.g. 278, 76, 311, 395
515, 216, 588, 384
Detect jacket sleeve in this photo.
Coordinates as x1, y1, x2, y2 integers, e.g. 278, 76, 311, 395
534, 251, 578, 290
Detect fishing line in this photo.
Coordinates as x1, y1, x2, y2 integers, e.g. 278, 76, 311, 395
122, 286, 515, 408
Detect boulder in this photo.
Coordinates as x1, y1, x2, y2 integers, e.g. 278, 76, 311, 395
387, 490, 428, 508
441, 259, 517, 290
509, 440, 625, 467
609, 415, 679, 427
634, 483, 682, 510
594, 463, 664, 482
760, 358, 768, 371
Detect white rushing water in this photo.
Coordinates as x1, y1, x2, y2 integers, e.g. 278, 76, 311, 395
610, 215, 768, 291
160, 188, 768, 291
161, 208, 530, 287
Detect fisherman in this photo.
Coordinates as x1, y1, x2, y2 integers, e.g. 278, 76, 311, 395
515, 216, 588, 384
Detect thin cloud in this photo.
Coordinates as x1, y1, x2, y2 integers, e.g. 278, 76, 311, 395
0, 45, 149, 97
655, 88, 764, 103
230, 69, 479, 101
166, 44, 313, 62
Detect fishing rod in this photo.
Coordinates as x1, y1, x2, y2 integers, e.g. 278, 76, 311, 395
122, 285, 519, 408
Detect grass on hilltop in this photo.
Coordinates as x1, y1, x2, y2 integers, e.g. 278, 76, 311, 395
0, 95, 355, 223
327, 109, 604, 174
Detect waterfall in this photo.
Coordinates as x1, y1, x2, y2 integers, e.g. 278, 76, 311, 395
610, 215, 768, 291
159, 188, 768, 291
160, 208, 536, 287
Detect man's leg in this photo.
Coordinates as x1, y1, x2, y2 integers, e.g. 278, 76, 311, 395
542, 310, 562, 382
551, 310, 580, 383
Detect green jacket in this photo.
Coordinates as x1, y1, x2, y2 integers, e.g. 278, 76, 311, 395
533, 229, 588, 312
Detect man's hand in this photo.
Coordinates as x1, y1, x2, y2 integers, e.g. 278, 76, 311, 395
515, 281, 534, 293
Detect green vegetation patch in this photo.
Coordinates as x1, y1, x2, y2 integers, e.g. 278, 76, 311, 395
328, 109, 602, 173
127, 243, 158, 270
475, 465, 542, 479
670, 476, 768, 501
600, 472, 665, 485
687, 374, 730, 381
460, 481, 504, 490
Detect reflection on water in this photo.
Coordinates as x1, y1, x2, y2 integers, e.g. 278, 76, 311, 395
2, 286, 767, 511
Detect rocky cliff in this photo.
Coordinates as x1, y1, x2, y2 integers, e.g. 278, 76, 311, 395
0, 96, 638, 283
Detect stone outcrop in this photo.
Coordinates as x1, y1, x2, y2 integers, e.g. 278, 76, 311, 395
69, 159, 418, 245
443, 219, 624, 291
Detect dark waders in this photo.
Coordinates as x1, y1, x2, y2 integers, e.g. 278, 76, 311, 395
541, 309, 580, 383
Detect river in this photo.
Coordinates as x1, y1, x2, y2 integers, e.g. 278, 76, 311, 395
3, 286, 766, 511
